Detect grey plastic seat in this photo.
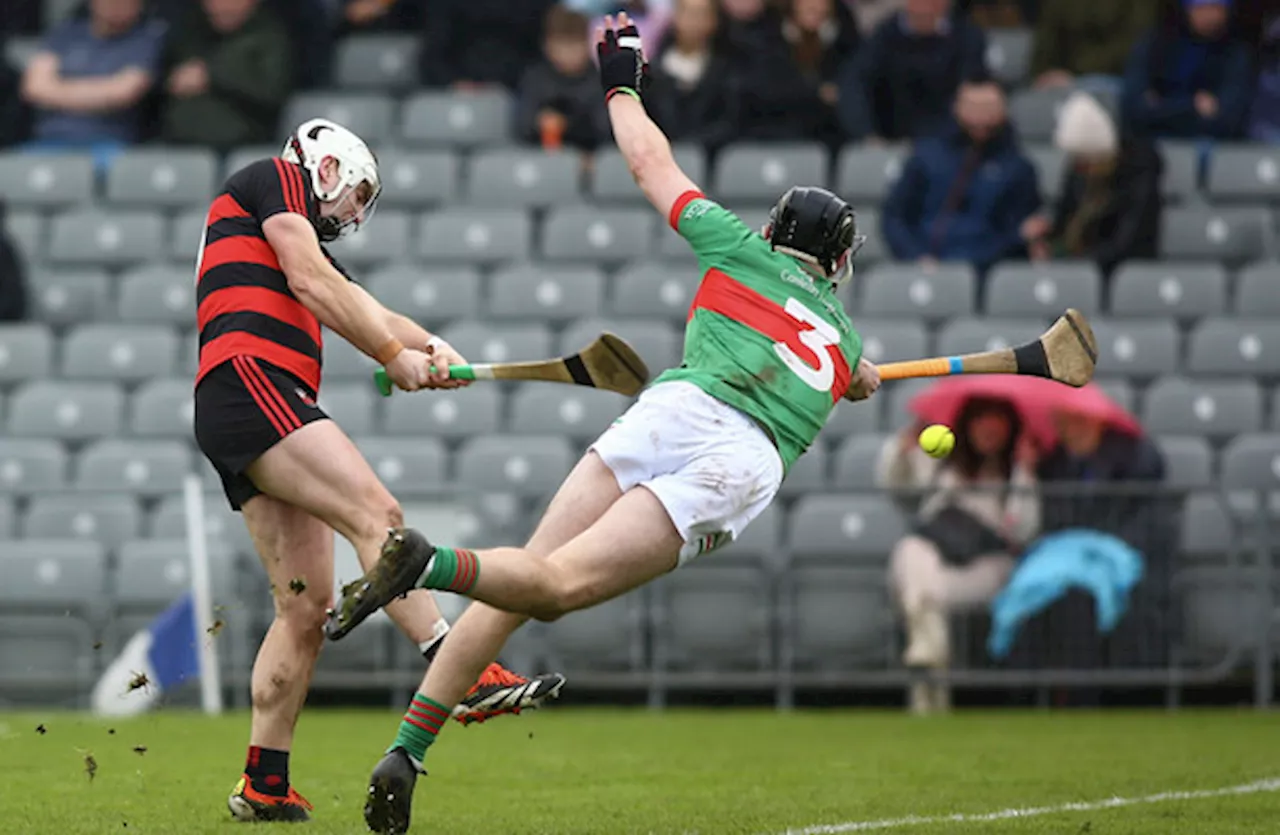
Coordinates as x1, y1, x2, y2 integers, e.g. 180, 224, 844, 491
27, 268, 111, 324
114, 539, 235, 606
383, 385, 501, 439
722, 504, 780, 563
1179, 493, 1232, 559
543, 589, 647, 672
107, 149, 218, 207
75, 440, 192, 496
1154, 436, 1213, 490
1219, 434, 1280, 490
149, 492, 255, 555
488, 264, 604, 321
49, 209, 165, 265
5, 211, 44, 262
0, 439, 67, 493
0, 152, 93, 206
822, 394, 882, 438
117, 264, 194, 324
857, 319, 928, 365
318, 328, 378, 380
835, 145, 908, 204
8, 381, 124, 439
1207, 145, 1280, 203
1094, 377, 1135, 414
1109, 262, 1227, 319
466, 148, 581, 207
508, 385, 629, 443
334, 33, 421, 90
325, 209, 411, 267
984, 262, 1101, 317
1091, 318, 1180, 377
1160, 207, 1271, 263
62, 325, 179, 381
1009, 86, 1075, 143
23, 493, 142, 548
934, 318, 1045, 358
779, 443, 828, 498
833, 434, 889, 491
376, 149, 460, 208
1025, 145, 1067, 202
543, 207, 656, 261
1180, 568, 1270, 659
788, 494, 906, 562
1158, 141, 1201, 201
0, 497, 12, 538
417, 209, 531, 263
1187, 318, 1280, 375
610, 261, 699, 322
401, 90, 512, 147
558, 318, 680, 374
440, 320, 553, 366
0, 323, 54, 383
1233, 262, 1280, 316
713, 143, 827, 202
654, 561, 774, 672
130, 379, 194, 438
784, 563, 893, 669
861, 263, 975, 318
170, 207, 209, 260
1141, 377, 1262, 438
0, 540, 106, 611
854, 208, 887, 262
316, 383, 376, 436
221, 145, 276, 181
281, 92, 395, 144
352, 437, 448, 497
884, 378, 935, 430
364, 265, 481, 325
592, 146, 706, 203
455, 435, 575, 497
985, 27, 1033, 87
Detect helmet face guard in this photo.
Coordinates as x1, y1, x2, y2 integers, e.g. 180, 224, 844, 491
282, 118, 382, 242
767, 186, 866, 285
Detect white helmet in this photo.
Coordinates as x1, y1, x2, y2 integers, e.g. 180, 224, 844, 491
281, 117, 381, 241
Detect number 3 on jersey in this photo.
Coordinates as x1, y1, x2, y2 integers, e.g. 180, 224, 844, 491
773, 297, 843, 393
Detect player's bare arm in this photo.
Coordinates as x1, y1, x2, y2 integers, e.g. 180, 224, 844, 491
21, 53, 151, 113
845, 357, 882, 402
352, 281, 469, 389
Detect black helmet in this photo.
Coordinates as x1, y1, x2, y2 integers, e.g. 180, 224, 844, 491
767, 186, 865, 283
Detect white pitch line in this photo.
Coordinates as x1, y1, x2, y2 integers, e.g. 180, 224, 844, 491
774, 777, 1280, 834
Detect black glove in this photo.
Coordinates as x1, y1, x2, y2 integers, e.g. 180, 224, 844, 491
597, 20, 649, 100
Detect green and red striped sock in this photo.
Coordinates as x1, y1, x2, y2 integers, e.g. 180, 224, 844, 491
389, 693, 450, 766
417, 547, 480, 594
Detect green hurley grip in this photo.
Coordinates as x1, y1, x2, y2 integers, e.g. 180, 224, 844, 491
373, 364, 476, 396
375, 368, 392, 396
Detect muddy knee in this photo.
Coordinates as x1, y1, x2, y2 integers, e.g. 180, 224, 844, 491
273, 587, 332, 639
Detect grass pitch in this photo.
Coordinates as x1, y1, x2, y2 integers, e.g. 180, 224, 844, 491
0, 708, 1276, 834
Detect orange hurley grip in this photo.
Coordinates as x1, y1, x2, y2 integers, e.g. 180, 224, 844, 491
877, 357, 958, 381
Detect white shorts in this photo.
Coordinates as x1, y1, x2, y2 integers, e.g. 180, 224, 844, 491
590, 381, 784, 565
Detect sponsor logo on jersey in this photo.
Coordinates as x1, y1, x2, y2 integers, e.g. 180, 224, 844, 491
683, 200, 712, 221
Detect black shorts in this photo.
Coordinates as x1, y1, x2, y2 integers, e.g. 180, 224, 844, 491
194, 356, 329, 511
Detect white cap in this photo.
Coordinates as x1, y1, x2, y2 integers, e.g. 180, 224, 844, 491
1053, 92, 1119, 157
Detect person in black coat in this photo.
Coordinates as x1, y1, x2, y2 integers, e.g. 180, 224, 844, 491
515, 4, 607, 150
421, 0, 557, 90
646, 0, 742, 152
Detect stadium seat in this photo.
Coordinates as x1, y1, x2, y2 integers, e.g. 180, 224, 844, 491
779, 444, 829, 498
1109, 262, 1227, 319
466, 148, 582, 207
316, 383, 376, 436
782, 561, 893, 671
1154, 436, 1213, 489
221, 145, 276, 181
440, 320, 553, 365
558, 318, 681, 374
610, 260, 699, 322
352, 437, 448, 497
319, 327, 378, 380
0, 497, 12, 538
725, 503, 781, 563
508, 384, 630, 443
49, 209, 165, 265
23, 493, 141, 548
1207, 145, 1280, 203
455, 435, 575, 496
0, 539, 107, 614
0, 323, 54, 383
835, 145, 907, 204
543, 589, 647, 672
1233, 262, 1280, 316
1187, 318, 1280, 375
1160, 207, 1272, 263
400, 90, 512, 147
983, 262, 1102, 317
107, 149, 218, 207
375, 149, 460, 208
383, 384, 501, 438
861, 263, 975, 318
26, 268, 111, 325
0, 152, 93, 207
364, 264, 481, 324
833, 434, 889, 492
1158, 141, 1201, 201
789, 494, 907, 562
543, 207, 657, 261
417, 208, 531, 263
113, 539, 236, 608
117, 264, 194, 324
713, 143, 827, 202
62, 325, 179, 382
1219, 434, 1280, 491
884, 378, 935, 431
130, 379, 194, 438
0, 439, 67, 493
487, 264, 605, 321
933, 318, 1045, 357
4, 210, 44, 263
822, 395, 882, 439
1008, 86, 1075, 143
1178, 493, 1233, 560
281, 92, 395, 145
149, 493, 255, 555
653, 561, 775, 672
1180, 568, 1269, 659
1091, 318, 1180, 378
334, 33, 421, 90
8, 381, 125, 439
853, 208, 888, 262
592, 146, 706, 203
985, 27, 1033, 87
1025, 145, 1066, 202
858, 319, 929, 365
1094, 377, 1136, 414
325, 209, 411, 267
1141, 377, 1262, 438
171, 207, 208, 260
75, 440, 192, 496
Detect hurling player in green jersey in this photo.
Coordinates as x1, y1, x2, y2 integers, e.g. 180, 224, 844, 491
327, 14, 882, 833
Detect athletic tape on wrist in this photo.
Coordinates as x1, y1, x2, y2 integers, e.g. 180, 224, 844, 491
374, 337, 405, 365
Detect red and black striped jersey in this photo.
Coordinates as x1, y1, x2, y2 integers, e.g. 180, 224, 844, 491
194, 158, 353, 393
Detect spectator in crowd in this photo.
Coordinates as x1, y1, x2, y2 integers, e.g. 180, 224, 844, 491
0, 57, 28, 148
646, 0, 742, 151
879, 396, 1040, 714
1031, 0, 1156, 96
339, 0, 424, 33
881, 80, 1042, 275
1247, 15, 1280, 141
0, 201, 27, 322
845, 0, 905, 34
159, 0, 293, 152
957, 0, 1037, 28
516, 5, 607, 151
1023, 92, 1162, 275
0, 0, 42, 36
420, 0, 557, 90
721, 0, 786, 65
1121, 0, 1253, 141
569, 0, 673, 55
19, 0, 166, 171
838, 0, 988, 142
737, 0, 858, 145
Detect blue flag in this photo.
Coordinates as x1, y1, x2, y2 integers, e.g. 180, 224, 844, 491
91, 593, 200, 716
